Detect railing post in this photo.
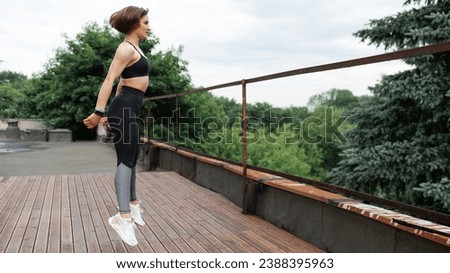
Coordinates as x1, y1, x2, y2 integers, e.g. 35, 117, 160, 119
242, 80, 256, 214
175, 94, 180, 142
147, 99, 152, 141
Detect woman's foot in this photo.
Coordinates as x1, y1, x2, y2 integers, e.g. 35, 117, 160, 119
108, 213, 138, 246
130, 202, 145, 226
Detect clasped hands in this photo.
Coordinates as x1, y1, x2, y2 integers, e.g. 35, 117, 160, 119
83, 113, 109, 129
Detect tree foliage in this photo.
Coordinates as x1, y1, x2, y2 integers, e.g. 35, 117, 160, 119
307, 88, 360, 110
329, 0, 450, 213
0, 71, 28, 118
150, 87, 359, 181
357, 0, 450, 50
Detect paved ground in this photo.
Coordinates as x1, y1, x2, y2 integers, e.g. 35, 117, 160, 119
0, 140, 144, 176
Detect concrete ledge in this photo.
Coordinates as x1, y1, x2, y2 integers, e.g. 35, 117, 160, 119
5, 127, 20, 140
22, 129, 48, 141
48, 129, 72, 142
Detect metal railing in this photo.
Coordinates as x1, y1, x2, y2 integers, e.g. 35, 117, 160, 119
144, 41, 450, 223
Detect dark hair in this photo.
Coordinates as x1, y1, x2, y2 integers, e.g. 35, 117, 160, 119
109, 6, 149, 34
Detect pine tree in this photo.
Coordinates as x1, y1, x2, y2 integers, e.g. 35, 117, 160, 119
328, 0, 450, 213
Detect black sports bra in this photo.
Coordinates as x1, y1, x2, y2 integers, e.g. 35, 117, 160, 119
121, 41, 150, 79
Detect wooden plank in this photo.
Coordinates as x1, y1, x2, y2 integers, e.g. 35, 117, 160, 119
137, 178, 207, 253
0, 176, 16, 204
0, 176, 23, 220
243, 214, 322, 252
149, 173, 258, 251
164, 172, 322, 252
145, 173, 259, 252
76, 174, 100, 253
241, 230, 288, 252
47, 175, 62, 253
4, 176, 41, 253
145, 172, 321, 253
0, 171, 323, 253
145, 196, 222, 253
20, 175, 47, 252
130, 174, 181, 253
201, 196, 317, 252
127, 193, 166, 253
137, 174, 223, 253
137, 202, 182, 253
34, 175, 56, 252
191, 200, 287, 252
142, 197, 217, 252
135, 224, 166, 253
81, 173, 114, 253
139, 172, 247, 252
60, 175, 74, 253
176, 174, 316, 251
69, 174, 87, 252
93, 173, 123, 252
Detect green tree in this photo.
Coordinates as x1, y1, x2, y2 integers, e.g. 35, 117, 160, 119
0, 71, 28, 118
306, 89, 360, 172
177, 92, 227, 150
215, 96, 242, 125
307, 88, 360, 110
329, 0, 450, 212
306, 105, 354, 173
148, 46, 192, 124
247, 127, 312, 177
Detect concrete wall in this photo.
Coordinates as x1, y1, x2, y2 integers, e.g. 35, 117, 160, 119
0, 119, 72, 142
256, 186, 446, 252
141, 142, 450, 253
48, 129, 72, 142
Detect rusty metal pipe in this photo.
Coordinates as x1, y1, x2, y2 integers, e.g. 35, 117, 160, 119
144, 41, 450, 102
242, 80, 256, 214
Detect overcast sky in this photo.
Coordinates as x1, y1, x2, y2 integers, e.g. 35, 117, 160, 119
0, 0, 413, 107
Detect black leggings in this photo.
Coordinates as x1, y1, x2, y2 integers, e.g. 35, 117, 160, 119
107, 86, 144, 213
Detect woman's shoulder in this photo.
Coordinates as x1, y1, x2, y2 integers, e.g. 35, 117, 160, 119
115, 42, 135, 58
117, 41, 135, 51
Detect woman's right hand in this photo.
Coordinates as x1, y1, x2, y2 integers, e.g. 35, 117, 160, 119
83, 113, 102, 129
100, 117, 109, 127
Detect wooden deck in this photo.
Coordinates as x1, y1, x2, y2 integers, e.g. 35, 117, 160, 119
0, 171, 322, 253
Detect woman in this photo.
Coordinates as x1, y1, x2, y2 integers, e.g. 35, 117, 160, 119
83, 6, 151, 246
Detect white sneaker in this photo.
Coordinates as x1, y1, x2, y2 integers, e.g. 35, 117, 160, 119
108, 213, 138, 246
130, 203, 145, 226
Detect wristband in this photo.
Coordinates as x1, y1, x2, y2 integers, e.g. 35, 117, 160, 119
94, 108, 105, 117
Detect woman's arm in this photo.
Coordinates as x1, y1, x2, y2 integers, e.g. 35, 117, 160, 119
83, 43, 134, 129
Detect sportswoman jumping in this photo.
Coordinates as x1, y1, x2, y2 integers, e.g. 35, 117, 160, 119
83, 6, 151, 246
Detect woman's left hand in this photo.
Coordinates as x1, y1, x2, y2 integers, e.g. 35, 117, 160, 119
83, 113, 102, 129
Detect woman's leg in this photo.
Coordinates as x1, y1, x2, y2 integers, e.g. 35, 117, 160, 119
114, 163, 133, 214
106, 87, 143, 246
111, 110, 140, 216
130, 166, 137, 203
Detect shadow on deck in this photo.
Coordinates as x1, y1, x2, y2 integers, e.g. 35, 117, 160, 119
0, 171, 322, 253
